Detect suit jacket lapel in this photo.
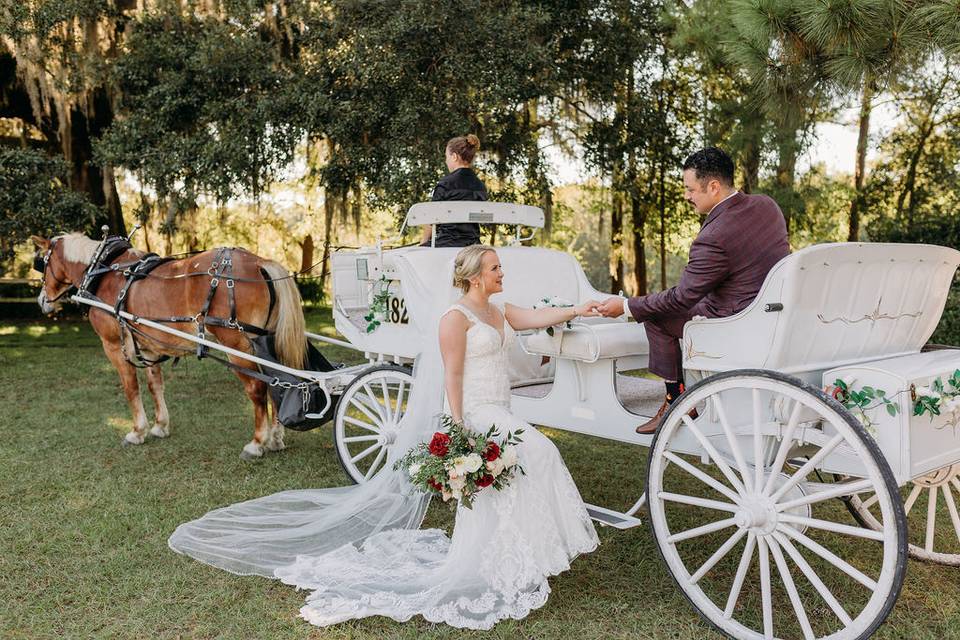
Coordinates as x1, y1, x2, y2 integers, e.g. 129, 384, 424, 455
701, 192, 745, 229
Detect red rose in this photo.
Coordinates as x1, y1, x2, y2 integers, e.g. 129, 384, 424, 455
427, 478, 443, 492
483, 442, 501, 461
476, 474, 494, 488
428, 432, 451, 457
830, 386, 847, 402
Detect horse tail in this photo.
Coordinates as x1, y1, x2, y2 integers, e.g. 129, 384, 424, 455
260, 261, 306, 370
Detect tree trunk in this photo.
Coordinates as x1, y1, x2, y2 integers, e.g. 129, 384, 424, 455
658, 157, 667, 291
610, 185, 625, 294
630, 191, 647, 296
300, 233, 315, 273
774, 127, 799, 233
318, 191, 336, 298
739, 116, 763, 194
847, 79, 874, 242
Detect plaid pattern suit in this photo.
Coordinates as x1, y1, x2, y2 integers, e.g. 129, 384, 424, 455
626, 192, 789, 381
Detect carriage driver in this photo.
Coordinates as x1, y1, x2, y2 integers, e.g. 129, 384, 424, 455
420, 134, 489, 247
597, 147, 790, 434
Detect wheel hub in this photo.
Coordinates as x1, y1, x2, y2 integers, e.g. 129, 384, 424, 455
736, 497, 778, 535
379, 425, 399, 444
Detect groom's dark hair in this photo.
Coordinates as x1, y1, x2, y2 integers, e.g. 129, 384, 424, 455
683, 147, 735, 187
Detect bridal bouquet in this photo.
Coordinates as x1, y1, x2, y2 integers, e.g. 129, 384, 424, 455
395, 415, 524, 509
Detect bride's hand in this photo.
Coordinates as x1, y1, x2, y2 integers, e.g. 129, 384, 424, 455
575, 300, 603, 317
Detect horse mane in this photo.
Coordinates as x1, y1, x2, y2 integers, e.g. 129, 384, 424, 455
54, 233, 100, 265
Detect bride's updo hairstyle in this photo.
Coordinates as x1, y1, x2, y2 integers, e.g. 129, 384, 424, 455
453, 244, 495, 294
446, 134, 480, 164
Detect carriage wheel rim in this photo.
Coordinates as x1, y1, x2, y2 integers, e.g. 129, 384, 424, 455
847, 463, 960, 566
647, 370, 907, 640
334, 367, 413, 484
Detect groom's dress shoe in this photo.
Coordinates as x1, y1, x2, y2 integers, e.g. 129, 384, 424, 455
635, 399, 698, 435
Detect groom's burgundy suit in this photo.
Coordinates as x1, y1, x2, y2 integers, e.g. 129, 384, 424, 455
626, 192, 789, 381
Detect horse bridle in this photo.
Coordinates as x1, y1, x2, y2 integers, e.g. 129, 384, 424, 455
34, 239, 76, 303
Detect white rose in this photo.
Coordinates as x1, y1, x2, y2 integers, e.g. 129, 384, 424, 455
450, 486, 463, 501
486, 457, 506, 476
408, 463, 422, 478
501, 445, 519, 468
915, 386, 940, 399
464, 453, 484, 474
449, 456, 469, 476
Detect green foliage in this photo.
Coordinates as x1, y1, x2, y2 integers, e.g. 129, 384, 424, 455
0, 147, 101, 262
95, 13, 302, 212
832, 377, 900, 432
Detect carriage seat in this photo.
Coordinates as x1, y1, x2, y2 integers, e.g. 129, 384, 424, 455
522, 321, 648, 363
682, 242, 960, 375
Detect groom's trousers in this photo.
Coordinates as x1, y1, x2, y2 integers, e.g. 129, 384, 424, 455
642, 302, 714, 383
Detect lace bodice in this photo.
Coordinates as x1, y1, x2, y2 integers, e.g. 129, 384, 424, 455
444, 303, 513, 415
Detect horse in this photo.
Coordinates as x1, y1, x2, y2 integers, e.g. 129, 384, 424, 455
31, 232, 307, 459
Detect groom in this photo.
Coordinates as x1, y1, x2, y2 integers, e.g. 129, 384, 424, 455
598, 147, 789, 434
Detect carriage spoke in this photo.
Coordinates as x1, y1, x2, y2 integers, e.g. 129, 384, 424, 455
943, 483, 960, 544
663, 451, 743, 505
343, 415, 380, 433
925, 487, 938, 553
343, 435, 380, 443
769, 433, 845, 502
773, 531, 853, 626
758, 537, 774, 639
904, 484, 923, 515
365, 446, 387, 480
689, 528, 747, 584
762, 400, 803, 495
779, 513, 885, 541
350, 442, 381, 464
768, 536, 815, 640
659, 492, 739, 513
778, 524, 878, 590
379, 378, 394, 423
723, 531, 756, 619
395, 380, 407, 419
349, 396, 382, 427
682, 415, 748, 495
753, 389, 764, 492
860, 492, 880, 510
361, 384, 388, 423
666, 517, 737, 544
776, 478, 875, 512
712, 394, 754, 492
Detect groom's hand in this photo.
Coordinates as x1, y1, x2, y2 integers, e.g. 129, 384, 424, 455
598, 297, 627, 318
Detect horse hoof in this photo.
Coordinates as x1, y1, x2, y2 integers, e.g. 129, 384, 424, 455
150, 426, 170, 438
240, 443, 264, 460
122, 433, 145, 446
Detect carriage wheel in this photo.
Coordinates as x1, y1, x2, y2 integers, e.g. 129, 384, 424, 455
334, 365, 413, 484
845, 463, 960, 566
647, 369, 907, 640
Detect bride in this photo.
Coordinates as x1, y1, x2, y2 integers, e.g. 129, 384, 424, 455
169, 244, 602, 630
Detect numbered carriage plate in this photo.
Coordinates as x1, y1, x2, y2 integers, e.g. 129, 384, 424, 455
386, 294, 409, 324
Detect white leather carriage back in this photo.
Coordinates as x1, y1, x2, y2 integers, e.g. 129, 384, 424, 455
683, 242, 960, 375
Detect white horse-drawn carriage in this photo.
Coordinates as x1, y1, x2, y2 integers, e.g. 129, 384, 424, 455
74, 200, 960, 639
325, 202, 960, 640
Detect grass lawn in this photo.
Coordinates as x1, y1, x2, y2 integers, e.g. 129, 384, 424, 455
2, 307, 960, 639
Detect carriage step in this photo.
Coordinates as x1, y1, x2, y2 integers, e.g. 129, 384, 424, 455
586, 504, 643, 529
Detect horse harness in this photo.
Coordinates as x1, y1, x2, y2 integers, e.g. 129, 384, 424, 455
62, 236, 274, 368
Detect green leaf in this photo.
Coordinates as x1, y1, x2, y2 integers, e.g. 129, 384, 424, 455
886, 403, 898, 417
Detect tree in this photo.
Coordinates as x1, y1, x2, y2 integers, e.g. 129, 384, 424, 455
0, 146, 100, 267
0, 1, 132, 234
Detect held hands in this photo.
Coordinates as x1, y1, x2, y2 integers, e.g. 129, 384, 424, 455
574, 300, 604, 318
597, 297, 627, 318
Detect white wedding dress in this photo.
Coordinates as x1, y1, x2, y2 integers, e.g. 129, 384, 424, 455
168, 252, 597, 631
274, 303, 598, 629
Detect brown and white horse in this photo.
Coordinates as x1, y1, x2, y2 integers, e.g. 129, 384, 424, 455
31, 233, 307, 459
